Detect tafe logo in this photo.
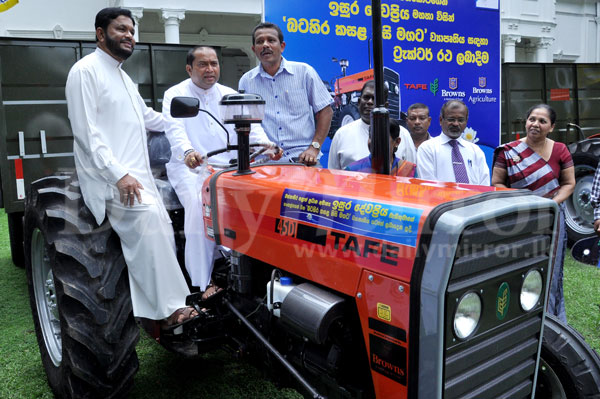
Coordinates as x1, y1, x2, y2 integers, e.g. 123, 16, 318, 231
404, 83, 428, 90
496, 282, 510, 320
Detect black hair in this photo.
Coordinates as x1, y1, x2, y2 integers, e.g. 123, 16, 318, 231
252, 22, 284, 45
360, 80, 388, 101
440, 99, 469, 119
186, 46, 217, 67
389, 118, 400, 140
407, 102, 430, 116
526, 103, 556, 125
95, 8, 134, 42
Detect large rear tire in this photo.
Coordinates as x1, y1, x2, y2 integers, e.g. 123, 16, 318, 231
536, 314, 600, 398
565, 140, 600, 244
7, 211, 24, 267
24, 174, 139, 399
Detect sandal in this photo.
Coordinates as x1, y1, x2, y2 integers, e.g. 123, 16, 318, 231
201, 283, 223, 301
161, 307, 199, 331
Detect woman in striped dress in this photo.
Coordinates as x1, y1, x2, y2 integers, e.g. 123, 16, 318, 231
491, 104, 575, 323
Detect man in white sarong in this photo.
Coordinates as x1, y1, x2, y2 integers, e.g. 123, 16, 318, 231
163, 46, 279, 298
65, 7, 196, 326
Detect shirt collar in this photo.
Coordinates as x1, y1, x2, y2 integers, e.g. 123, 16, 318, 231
441, 132, 466, 146
95, 47, 122, 68
188, 79, 219, 98
254, 57, 291, 79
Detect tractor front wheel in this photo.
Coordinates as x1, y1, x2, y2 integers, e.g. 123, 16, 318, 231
536, 315, 600, 398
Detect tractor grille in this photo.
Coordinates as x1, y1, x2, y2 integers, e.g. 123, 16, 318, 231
443, 209, 555, 399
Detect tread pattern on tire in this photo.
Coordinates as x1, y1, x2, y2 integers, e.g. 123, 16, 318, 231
24, 173, 139, 399
540, 314, 600, 397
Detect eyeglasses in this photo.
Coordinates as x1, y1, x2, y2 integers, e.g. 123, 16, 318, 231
443, 117, 467, 123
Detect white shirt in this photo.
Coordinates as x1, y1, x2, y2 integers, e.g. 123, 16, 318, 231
328, 119, 370, 170
328, 119, 413, 169
66, 48, 166, 225
417, 133, 490, 185
395, 128, 421, 164
162, 79, 270, 188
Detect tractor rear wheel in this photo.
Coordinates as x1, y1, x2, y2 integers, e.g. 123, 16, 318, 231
24, 174, 139, 399
7, 211, 24, 267
535, 315, 600, 398
565, 140, 600, 244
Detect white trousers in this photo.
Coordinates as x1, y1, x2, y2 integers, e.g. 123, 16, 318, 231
106, 192, 190, 320
167, 164, 219, 290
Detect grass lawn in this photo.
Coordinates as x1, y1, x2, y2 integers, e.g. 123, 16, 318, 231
0, 209, 598, 398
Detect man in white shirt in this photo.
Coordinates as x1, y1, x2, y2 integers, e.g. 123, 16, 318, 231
162, 46, 278, 297
328, 81, 376, 170
417, 100, 489, 185
396, 103, 431, 164
65, 8, 197, 326
329, 81, 412, 169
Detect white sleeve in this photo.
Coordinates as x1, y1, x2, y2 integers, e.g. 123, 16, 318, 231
327, 133, 342, 170
249, 122, 273, 145
162, 87, 194, 162
475, 146, 491, 185
66, 66, 127, 184
416, 141, 436, 181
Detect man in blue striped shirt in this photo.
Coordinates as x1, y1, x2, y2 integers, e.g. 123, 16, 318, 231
239, 22, 333, 166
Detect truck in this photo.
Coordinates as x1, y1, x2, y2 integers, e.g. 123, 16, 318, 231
329, 67, 401, 135
2, 19, 600, 399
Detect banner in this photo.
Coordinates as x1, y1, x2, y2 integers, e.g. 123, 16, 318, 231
0, 0, 18, 12
264, 0, 500, 156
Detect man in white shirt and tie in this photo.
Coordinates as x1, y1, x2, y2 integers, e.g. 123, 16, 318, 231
416, 100, 489, 185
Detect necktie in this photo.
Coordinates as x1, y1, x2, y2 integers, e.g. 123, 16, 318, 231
449, 139, 469, 183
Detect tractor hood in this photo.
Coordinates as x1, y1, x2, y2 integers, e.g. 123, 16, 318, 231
201, 164, 502, 296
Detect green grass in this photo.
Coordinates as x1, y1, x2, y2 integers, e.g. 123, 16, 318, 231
0, 208, 598, 398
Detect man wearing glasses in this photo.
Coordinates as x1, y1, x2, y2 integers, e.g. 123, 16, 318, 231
416, 100, 489, 185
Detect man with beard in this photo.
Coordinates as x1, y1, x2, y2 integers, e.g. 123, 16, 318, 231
239, 22, 333, 166
65, 8, 198, 329
395, 102, 432, 164
416, 100, 489, 184
162, 46, 279, 298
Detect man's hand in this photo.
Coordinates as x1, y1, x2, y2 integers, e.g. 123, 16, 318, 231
594, 219, 600, 236
184, 151, 205, 169
298, 146, 319, 166
117, 174, 144, 207
265, 143, 283, 161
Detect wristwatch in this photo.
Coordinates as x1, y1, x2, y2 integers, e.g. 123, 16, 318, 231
311, 141, 321, 150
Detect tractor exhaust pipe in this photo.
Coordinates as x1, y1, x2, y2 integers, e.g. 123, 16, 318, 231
223, 299, 326, 399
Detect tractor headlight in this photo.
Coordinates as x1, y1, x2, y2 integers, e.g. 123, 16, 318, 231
453, 291, 482, 339
520, 269, 543, 311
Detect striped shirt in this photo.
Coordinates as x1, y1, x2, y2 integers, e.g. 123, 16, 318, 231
494, 140, 573, 198
591, 163, 600, 221
239, 57, 333, 161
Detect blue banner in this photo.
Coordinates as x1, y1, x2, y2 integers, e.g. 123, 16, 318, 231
264, 0, 500, 153
280, 189, 423, 247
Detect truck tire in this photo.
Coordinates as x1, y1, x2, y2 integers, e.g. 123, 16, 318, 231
7, 211, 24, 267
339, 104, 360, 127
536, 314, 600, 398
565, 141, 600, 244
24, 174, 139, 399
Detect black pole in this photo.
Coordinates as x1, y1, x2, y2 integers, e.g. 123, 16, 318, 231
224, 299, 326, 399
370, 0, 390, 175
233, 123, 254, 176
